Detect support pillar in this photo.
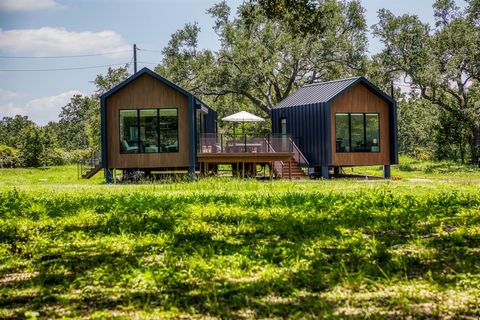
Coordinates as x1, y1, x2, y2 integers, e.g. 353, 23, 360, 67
383, 165, 391, 179
105, 168, 113, 184
321, 166, 329, 179
333, 166, 341, 176
188, 166, 196, 180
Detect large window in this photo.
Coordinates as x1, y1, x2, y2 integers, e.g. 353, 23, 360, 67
335, 113, 380, 153
159, 109, 179, 152
119, 108, 178, 154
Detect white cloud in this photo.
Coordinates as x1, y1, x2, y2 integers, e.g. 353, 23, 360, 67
0, 0, 59, 12
25, 90, 83, 124
0, 88, 21, 101
0, 27, 130, 58
0, 90, 83, 125
1, 102, 27, 117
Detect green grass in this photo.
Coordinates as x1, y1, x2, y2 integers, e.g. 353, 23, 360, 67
1, 159, 480, 319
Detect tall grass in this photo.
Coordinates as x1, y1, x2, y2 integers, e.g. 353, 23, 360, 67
1, 174, 479, 318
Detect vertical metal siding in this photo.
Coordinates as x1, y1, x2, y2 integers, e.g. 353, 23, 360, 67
204, 108, 217, 134
188, 95, 196, 169
324, 102, 332, 165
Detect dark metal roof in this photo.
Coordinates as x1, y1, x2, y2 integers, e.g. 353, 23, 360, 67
274, 76, 394, 109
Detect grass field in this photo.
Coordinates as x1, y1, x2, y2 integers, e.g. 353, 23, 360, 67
1, 157, 480, 319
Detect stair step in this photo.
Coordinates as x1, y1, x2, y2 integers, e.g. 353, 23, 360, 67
82, 164, 103, 179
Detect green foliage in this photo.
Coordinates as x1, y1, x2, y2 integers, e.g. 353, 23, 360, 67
0, 170, 479, 318
18, 126, 44, 167
156, 0, 368, 117
55, 95, 95, 151
0, 145, 20, 168
93, 66, 129, 96
397, 97, 439, 157
372, 0, 480, 162
0, 115, 35, 148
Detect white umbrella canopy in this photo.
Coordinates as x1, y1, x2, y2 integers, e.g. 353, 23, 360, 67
222, 111, 265, 122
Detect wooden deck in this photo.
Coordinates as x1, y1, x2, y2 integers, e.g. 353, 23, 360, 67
197, 152, 293, 163
197, 152, 295, 179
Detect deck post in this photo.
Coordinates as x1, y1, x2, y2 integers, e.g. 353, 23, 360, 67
270, 162, 273, 180
334, 166, 341, 176
242, 162, 245, 179
321, 166, 329, 179
383, 165, 391, 179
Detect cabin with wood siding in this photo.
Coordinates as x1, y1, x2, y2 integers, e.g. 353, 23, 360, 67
271, 77, 398, 178
99, 68, 216, 182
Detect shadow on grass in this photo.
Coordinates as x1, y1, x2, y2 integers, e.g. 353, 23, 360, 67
1, 190, 480, 318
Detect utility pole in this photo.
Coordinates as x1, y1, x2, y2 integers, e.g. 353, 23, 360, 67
133, 43, 137, 73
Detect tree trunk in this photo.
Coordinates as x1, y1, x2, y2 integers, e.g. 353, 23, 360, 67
470, 125, 480, 164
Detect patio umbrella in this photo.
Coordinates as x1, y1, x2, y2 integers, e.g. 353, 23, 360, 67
222, 111, 265, 135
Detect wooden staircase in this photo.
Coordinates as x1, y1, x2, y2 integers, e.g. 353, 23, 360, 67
273, 158, 306, 179
77, 150, 102, 179
82, 163, 103, 179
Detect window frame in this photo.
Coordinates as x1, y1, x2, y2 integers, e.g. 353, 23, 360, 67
118, 107, 179, 154
280, 117, 287, 135
334, 112, 380, 153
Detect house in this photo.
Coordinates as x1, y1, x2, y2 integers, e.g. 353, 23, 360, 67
98, 68, 217, 182
83, 71, 396, 182
271, 77, 398, 178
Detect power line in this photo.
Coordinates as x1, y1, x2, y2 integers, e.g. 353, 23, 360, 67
0, 62, 130, 72
137, 48, 163, 53
138, 61, 160, 65
0, 49, 131, 59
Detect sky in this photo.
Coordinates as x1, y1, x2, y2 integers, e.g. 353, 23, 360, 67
0, 0, 463, 125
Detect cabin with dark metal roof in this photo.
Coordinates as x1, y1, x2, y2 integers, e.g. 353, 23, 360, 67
271, 76, 397, 178
98, 68, 217, 182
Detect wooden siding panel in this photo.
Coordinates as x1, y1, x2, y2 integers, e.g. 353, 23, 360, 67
330, 83, 390, 166
106, 73, 190, 169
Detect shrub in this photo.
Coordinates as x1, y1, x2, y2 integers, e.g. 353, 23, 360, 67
0, 145, 21, 168
47, 148, 74, 166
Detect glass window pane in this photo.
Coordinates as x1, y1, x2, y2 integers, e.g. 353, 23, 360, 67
280, 118, 287, 135
160, 109, 178, 152
351, 113, 365, 152
119, 110, 139, 153
335, 113, 350, 152
139, 109, 158, 153
365, 113, 380, 152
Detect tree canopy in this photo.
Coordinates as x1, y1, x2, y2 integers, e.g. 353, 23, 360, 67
156, 0, 368, 116
372, 0, 480, 161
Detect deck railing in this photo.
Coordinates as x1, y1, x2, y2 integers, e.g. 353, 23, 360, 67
197, 133, 294, 154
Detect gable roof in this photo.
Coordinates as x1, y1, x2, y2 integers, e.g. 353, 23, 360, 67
100, 67, 216, 114
274, 76, 394, 109
101, 67, 193, 100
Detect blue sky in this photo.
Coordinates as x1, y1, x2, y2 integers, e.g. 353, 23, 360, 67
0, 0, 461, 125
